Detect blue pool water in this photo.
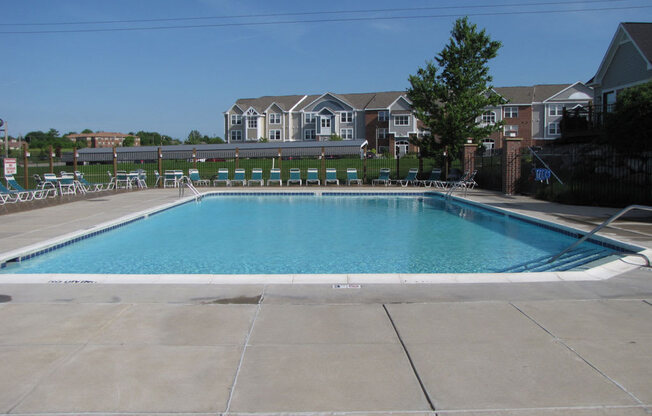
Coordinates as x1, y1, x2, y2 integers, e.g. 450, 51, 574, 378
2, 195, 612, 274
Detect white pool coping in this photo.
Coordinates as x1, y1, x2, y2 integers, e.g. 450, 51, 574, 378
0, 191, 649, 285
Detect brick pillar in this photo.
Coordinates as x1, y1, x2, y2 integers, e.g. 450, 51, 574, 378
502, 138, 522, 195
463, 142, 476, 174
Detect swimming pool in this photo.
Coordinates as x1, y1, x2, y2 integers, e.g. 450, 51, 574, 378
0, 194, 624, 275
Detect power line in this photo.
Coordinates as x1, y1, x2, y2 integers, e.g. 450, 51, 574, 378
1, 5, 650, 34
0, 0, 628, 26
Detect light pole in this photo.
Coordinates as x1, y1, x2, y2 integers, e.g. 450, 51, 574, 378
0, 119, 7, 158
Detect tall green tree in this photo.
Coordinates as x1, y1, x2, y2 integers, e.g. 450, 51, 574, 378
605, 80, 652, 151
407, 17, 502, 175
186, 130, 203, 144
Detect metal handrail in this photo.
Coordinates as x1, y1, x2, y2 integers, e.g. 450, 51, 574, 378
548, 204, 652, 264
178, 176, 200, 199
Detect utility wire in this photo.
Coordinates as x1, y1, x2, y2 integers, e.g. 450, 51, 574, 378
1, 5, 650, 34
0, 0, 629, 26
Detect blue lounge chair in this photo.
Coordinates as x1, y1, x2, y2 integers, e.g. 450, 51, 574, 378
0, 181, 31, 201
287, 168, 302, 186
163, 170, 178, 188
231, 168, 247, 186
248, 168, 264, 186
306, 168, 320, 186
394, 168, 419, 187
372, 168, 391, 186
325, 168, 339, 186
213, 168, 231, 187
44, 173, 76, 195
74, 171, 106, 192
188, 169, 210, 186
419, 169, 443, 188
6, 174, 53, 199
267, 168, 282, 186
346, 168, 362, 186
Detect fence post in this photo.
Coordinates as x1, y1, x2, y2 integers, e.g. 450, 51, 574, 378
235, 147, 239, 170
193, 147, 197, 169
48, 145, 54, 174
278, 148, 282, 172
321, 147, 325, 185
112, 146, 117, 176
157, 147, 163, 188
23, 142, 29, 189
502, 138, 522, 195
396, 151, 400, 180
73, 146, 78, 179
463, 141, 476, 174
363, 144, 367, 184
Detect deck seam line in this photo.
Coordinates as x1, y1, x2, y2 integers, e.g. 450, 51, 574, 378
509, 302, 646, 407
382, 304, 436, 411
223, 285, 266, 413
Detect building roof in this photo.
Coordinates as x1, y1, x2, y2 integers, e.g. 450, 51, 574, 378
230, 91, 408, 113
67, 132, 134, 138
494, 84, 576, 104
622, 22, 652, 64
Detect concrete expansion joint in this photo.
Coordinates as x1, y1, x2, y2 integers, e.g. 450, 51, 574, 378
509, 302, 647, 408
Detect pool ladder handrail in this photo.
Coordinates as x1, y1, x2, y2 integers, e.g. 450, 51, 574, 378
548, 204, 652, 265
178, 176, 201, 200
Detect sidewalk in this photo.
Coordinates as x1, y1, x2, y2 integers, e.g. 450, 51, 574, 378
0, 188, 650, 415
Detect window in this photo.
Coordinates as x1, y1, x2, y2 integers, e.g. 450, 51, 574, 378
340, 112, 352, 123
504, 125, 518, 136
231, 114, 242, 125
340, 128, 353, 140
269, 113, 281, 124
247, 117, 258, 129
378, 111, 389, 121
377, 128, 388, 139
548, 122, 561, 136
504, 107, 518, 118
304, 129, 316, 140
321, 118, 331, 128
304, 113, 315, 123
549, 104, 564, 116
269, 129, 281, 140
481, 139, 495, 151
230, 130, 242, 141
394, 115, 410, 126
481, 111, 496, 124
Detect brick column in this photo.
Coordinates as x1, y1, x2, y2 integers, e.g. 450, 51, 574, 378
502, 138, 522, 195
463, 142, 476, 174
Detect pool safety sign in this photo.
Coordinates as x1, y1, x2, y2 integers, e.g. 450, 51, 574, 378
3, 158, 16, 175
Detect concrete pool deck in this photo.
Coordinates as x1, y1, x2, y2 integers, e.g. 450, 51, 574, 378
0, 188, 651, 415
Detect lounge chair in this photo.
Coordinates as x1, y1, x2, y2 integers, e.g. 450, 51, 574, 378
306, 168, 320, 186
325, 168, 339, 186
287, 168, 302, 186
114, 170, 131, 189
188, 169, 210, 186
163, 170, 178, 188
130, 170, 148, 188
394, 168, 419, 187
346, 168, 362, 186
6, 174, 53, 199
248, 168, 264, 186
213, 168, 231, 187
267, 168, 282, 186
231, 168, 247, 186
446, 170, 478, 190
44, 173, 76, 195
74, 171, 106, 192
0, 181, 31, 202
419, 168, 443, 188
154, 170, 161, 187
372, 168, 391, 186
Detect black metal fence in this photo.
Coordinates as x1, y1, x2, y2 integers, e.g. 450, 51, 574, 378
517, 144, 652, 206
474, 149, 502, 191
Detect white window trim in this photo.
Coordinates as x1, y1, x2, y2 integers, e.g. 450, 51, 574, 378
304, 129, 316, 141
504, 107, 518, 118
247, 117, 258, 129
378, 111, 389, 121
548, 122, 561, 136
394, 115, 410, 126
481, 111, 496, 124
231, 130, 242, 141
549, 104, 564, 116
340, 128, 353, 140
340, 112, 353, 123
304, 112, 315, 123
321, 118, 331, 128
504, 125, 519, 136
377, 128, 388, 139
231, 114, 242, 125
269, 113, 281, 124
269, 129, 282, 140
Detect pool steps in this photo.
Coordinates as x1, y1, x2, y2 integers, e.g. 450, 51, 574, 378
500, 247, 614, 273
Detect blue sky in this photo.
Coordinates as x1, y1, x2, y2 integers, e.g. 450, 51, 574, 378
2, 0, 651, 140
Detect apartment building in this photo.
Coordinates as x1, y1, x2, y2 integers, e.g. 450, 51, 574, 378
67, 132, 141, 148
477, 82, 593, 151
224, 91, 424, 157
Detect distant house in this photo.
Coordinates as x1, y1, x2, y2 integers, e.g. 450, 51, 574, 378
67, 132, 140, 148
588, 22, 652, 112
224, 91, 426, 157
477, 83, 593, 151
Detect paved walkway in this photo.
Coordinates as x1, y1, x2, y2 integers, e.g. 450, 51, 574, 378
0, 188, 651, 415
